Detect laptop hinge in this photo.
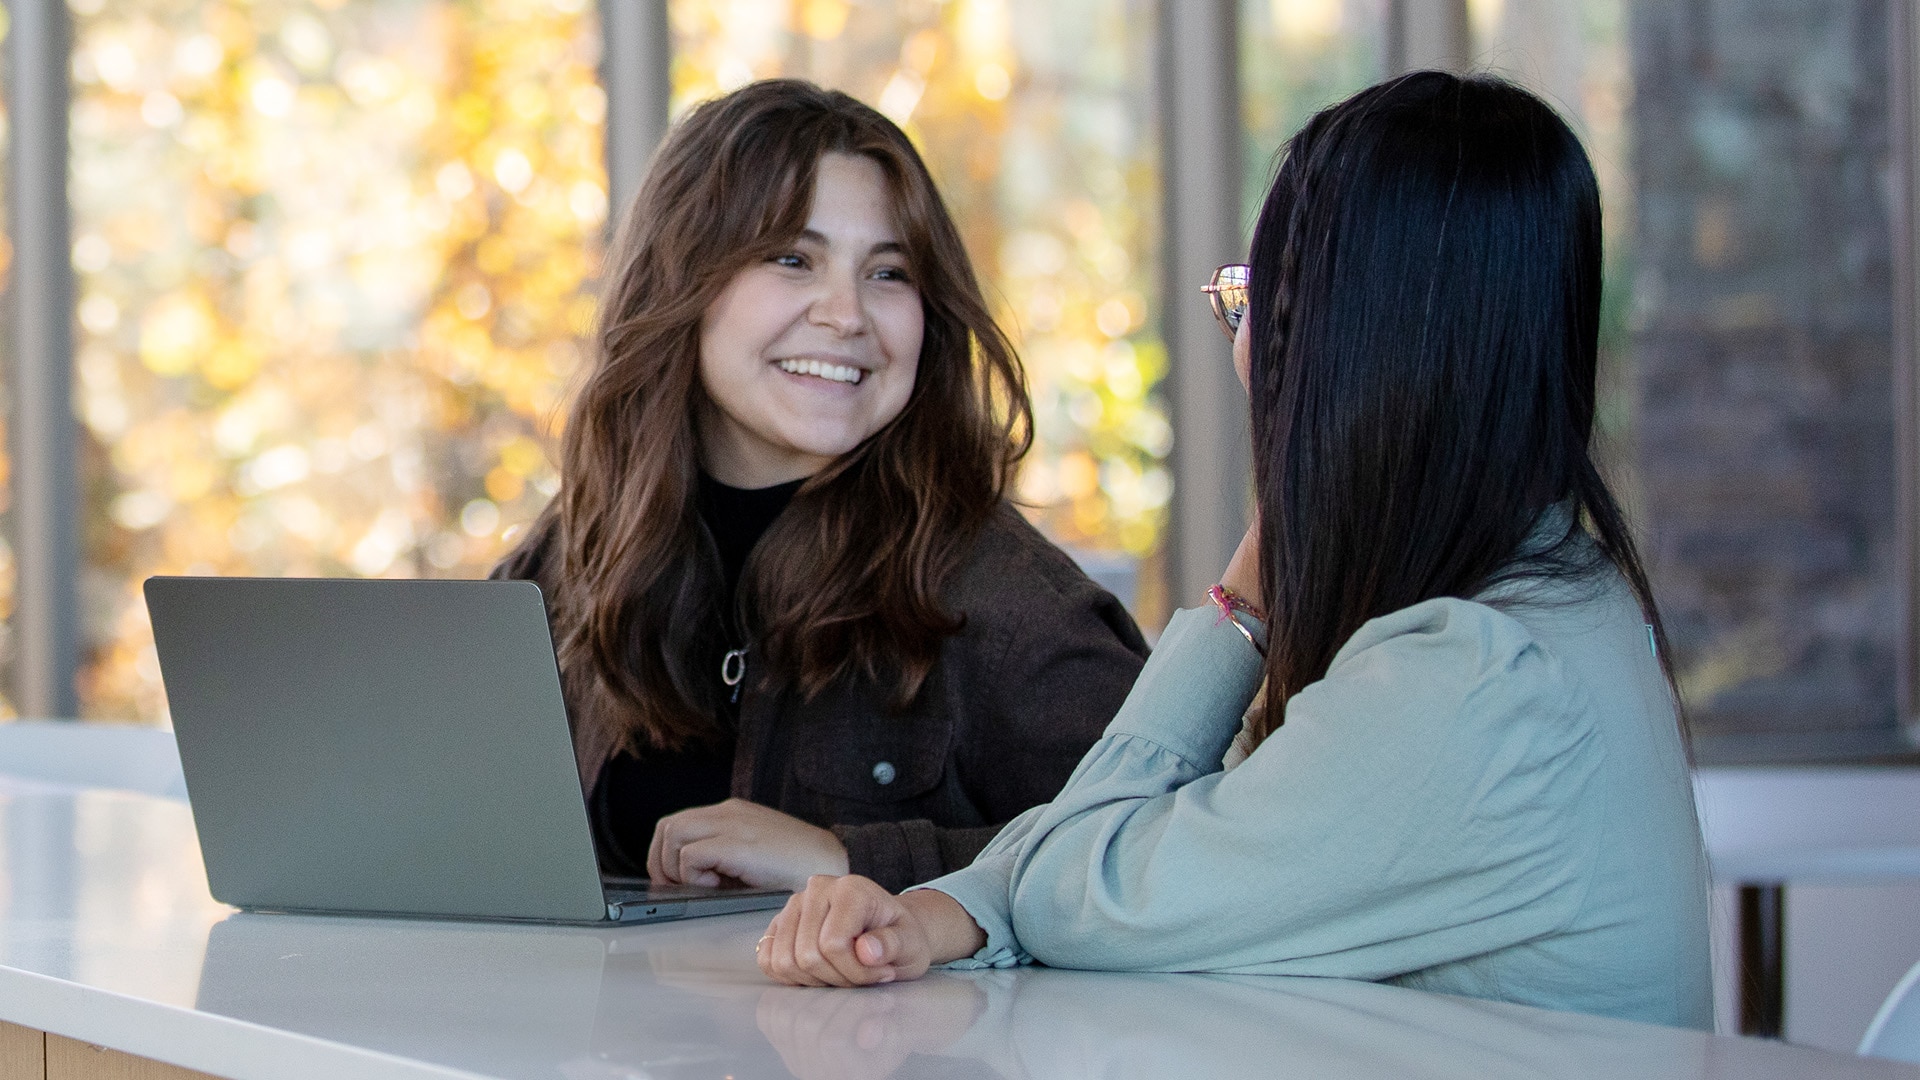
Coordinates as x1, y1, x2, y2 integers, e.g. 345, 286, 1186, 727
611, 902, 685, 923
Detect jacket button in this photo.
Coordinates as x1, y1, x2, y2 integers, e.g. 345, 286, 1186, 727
872, 761, 897, 786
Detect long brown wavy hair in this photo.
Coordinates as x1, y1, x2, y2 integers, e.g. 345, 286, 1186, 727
511, 80, 1030, 755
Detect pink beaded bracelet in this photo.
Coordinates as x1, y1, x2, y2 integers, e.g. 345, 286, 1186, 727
1207, 584, 1267, 656
1207, 584, 1264, 620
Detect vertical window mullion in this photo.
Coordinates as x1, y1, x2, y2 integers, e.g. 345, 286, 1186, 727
1892, 0, 1920, 744
7, 0, 80, 719
1159, 0, 1247, 608
601, 0, 672, 223
1386, 0, 1470, 75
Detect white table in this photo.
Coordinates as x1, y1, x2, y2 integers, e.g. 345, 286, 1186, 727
1, 777, 1915, 1079
1694, 766, 1920, 1037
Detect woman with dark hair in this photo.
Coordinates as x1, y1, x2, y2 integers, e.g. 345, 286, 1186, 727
756, 72, 1713, 1029
495, 80, 1147, 893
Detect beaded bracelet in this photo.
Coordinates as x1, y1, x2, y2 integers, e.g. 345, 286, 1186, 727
1207, 584, 1268, 656
1207, 584, 1264, 621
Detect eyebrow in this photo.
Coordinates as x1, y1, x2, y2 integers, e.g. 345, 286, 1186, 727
797, 228, 905, 257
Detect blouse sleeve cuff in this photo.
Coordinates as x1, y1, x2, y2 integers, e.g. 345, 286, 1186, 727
1102, 605, 1267, 771
908, 852, 1031, 970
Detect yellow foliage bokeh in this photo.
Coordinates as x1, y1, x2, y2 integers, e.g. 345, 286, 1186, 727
72, 0, 603, 721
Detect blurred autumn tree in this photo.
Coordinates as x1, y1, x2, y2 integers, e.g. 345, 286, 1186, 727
70, 0, 604, 721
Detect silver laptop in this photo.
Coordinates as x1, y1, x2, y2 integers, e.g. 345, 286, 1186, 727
145, 576, 790, 924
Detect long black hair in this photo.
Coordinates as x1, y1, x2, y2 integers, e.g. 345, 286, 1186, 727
1247, 71, 1675, 738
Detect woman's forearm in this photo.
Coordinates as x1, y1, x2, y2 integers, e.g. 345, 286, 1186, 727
905, 887, 988, 964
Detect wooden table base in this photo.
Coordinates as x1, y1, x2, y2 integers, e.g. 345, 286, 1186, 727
0, 1022, 223, 1080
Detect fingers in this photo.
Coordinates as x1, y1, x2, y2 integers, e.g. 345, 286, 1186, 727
857, 925, 930, 982
812, 879, 895, 985
761, 894, 827, 987
649, 806, 723, 885
673, 837, 735, 889
822, 889, 907, 981
854, 928, 896, 968
646, 815, 673, 884
790, 876, 860, 986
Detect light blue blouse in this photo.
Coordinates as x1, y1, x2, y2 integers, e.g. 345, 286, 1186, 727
918, 565, 1713, 1030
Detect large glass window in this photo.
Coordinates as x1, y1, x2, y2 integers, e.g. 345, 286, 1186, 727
1622, 0, 1896, 744
672, 0, 1170, 620
69, 0, 605, 721
1470, 0, 1633, 454
1474, 0, 1899, 749
37, 0, 1903, 744
1239, 0, 1385, 225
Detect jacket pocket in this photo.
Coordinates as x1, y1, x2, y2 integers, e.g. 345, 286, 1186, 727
787, 688, 953, 806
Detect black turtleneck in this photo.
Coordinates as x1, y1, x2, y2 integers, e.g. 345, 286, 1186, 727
697, 471, 806, 603
590, 472, 804, 875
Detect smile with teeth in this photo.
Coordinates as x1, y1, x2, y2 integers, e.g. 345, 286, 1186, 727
777, 358, 865, 385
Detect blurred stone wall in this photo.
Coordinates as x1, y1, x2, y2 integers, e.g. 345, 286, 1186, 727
1631, 0, 1897, 738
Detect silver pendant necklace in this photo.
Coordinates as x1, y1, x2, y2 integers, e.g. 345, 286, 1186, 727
721, 647, 747, 703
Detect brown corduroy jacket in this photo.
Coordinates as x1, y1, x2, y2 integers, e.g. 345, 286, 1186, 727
493, 503, 1150, 892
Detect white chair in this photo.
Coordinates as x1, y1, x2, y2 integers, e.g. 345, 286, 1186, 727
0, 719, 187, 799
1861, 958, 1920, 1063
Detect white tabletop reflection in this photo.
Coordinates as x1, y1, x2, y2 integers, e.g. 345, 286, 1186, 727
2, 777, 1916, 1080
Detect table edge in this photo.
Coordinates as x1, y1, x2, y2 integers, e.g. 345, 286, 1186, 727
0, 964, 493, 1080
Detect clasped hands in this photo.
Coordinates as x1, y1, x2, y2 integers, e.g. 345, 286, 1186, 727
756, 875, 985, 987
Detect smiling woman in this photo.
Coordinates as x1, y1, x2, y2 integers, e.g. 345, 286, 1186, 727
493, 80, 1149, 894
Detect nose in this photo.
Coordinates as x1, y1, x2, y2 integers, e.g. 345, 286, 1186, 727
808, 267, 866, 337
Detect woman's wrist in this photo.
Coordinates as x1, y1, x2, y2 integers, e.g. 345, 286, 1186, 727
813, 825, 853, 877
902, 888, 987, 964
1219, 522, 1262, 607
